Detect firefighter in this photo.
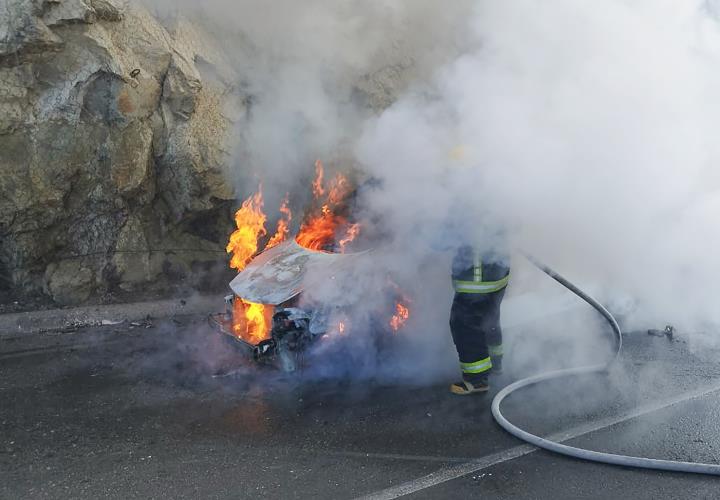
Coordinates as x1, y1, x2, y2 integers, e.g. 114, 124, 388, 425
449, 243, 510, 395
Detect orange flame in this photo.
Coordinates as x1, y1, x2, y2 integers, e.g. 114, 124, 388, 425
226, 186, 274, 344
296, 160, 359, 252
295, 210, 344, 251
226, 187, 267, 271
327, 173, 351, 206
338, 223, 361, 253
390, 302, 410, 332
233, 298, 273, 344
225, 161, 361, 345
266, 193, 292, 249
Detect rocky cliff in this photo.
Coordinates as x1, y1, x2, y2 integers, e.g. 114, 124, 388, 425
0, 0, 434, 308
1, 0, 239, 305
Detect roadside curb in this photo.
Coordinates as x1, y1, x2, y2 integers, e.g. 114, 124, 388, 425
0, 295, 221, 339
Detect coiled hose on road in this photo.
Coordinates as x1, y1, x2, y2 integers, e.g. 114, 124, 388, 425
491, 255, 720, 475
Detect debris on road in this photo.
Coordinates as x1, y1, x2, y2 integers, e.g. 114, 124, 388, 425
100, 319, 125, 326
648, 325, 675, 340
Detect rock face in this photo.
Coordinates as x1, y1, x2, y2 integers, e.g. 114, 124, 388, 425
0, 0, 238, 305
0, 1, 426, 307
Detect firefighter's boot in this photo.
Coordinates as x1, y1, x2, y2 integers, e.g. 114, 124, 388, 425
450, 375, 489, 395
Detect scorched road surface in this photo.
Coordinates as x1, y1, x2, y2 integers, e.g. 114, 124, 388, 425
1, 317, 719, 499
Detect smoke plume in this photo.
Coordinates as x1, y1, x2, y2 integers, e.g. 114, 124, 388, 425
356, 0, 720, 338
142, 0, 720, 378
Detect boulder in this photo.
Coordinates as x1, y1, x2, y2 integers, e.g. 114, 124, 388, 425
108, 121, 154, 197
44, 260, 95, 305
42, 0, 97, 27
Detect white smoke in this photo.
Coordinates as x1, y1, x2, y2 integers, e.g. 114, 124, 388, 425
357, 0, 720, 337
142, 0, 720, 378
143, 0, 477, 204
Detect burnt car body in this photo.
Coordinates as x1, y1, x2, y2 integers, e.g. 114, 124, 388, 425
209, 239, 372, 372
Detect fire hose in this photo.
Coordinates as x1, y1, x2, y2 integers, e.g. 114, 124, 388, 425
490, 254, 720, 475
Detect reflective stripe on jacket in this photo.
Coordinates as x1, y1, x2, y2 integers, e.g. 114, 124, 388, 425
452, 246, 510, 294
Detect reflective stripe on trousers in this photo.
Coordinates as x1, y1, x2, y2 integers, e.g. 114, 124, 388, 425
460, 356, 492, 374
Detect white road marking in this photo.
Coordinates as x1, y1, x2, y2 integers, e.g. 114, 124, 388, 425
358, 381, 720, 500
327, 450, 473, 463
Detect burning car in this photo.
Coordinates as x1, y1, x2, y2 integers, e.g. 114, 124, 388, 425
209, 161, 410, 372
209, 239, 375, 371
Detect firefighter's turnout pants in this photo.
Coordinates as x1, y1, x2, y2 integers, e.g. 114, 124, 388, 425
449, 245, 509, 382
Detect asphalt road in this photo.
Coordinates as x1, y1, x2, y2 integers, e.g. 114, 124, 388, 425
1, 317, 720, 499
